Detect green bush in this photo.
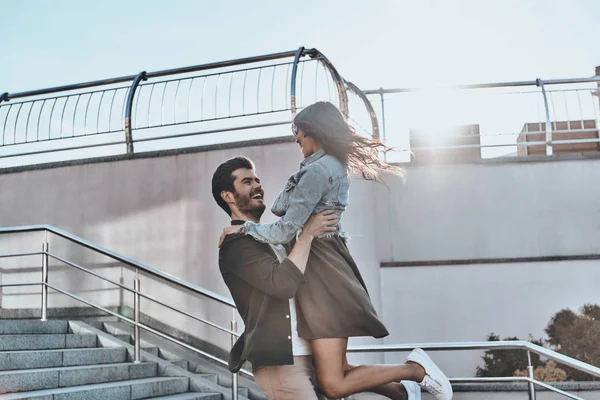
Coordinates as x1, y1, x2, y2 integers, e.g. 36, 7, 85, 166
544, 304, 600, 381
476, 334, 545, 378
477, 304, 600, 381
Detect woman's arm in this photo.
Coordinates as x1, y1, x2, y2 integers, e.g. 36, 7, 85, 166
243, 163, 330, 244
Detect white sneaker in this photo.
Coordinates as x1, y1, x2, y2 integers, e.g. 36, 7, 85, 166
407, 348, 453, 400
401, 380, 421, 400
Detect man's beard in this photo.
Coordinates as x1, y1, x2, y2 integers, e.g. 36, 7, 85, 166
234, 191, 266, 221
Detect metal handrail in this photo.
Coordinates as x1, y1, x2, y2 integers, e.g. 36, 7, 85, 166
0, 224, 235, 307
1, 225, 599, 400
347, 341, 600, 400
347, 341, 600, 379
3, 50, 319, 101
44, 251, 239, 337
364, 76, 600, 95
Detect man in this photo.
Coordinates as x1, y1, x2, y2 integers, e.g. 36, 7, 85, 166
212, 157, 423, 400
212, 156, 337, 399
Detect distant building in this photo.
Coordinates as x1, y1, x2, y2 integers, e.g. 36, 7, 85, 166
409, 124, 481, 162
517, 120, 599, 156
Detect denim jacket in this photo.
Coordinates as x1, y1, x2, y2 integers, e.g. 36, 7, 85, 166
243, 149, 349, 244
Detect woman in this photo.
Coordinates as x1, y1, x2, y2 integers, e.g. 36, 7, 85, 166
221, 102, 452, 400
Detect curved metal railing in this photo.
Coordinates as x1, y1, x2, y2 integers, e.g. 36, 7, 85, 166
0, 48, 379, 169
1, 224, 598, 400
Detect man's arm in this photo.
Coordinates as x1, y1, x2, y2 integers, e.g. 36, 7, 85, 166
220, 237, 305, 299
220, 210, 338, 299
287, 210, 337, 273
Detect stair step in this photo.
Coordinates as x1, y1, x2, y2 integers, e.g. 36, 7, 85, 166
147, 393, 221, 400
0, 320, 68, 335
0, 362, 157, 393
103, 324, 157, 350
114, 333, 132, 343
81, 321, 106, 330
170, 360, 189, 370
195, 374, 217, 384
0, 347, 128, 371
142, 347, 160, 357
0, 376, 190, 399
0, 334, 97, 351
209, 376, 247, 397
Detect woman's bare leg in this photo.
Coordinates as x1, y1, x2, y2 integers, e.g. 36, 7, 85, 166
312, 338, 424, 399
344, 356, 407, 400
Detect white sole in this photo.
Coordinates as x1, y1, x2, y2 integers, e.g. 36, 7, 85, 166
401, 380, 422, 400
408, 348, 453, 399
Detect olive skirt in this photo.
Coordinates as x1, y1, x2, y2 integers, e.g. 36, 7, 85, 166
294, 235, 389, 340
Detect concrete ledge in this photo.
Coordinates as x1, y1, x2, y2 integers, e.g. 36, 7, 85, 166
4, 134, 599, 176
381, 253, 600, 267
0, 136, 295, 176
452, 381, 600, 392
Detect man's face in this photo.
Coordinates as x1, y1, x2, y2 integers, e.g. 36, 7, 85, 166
230, 168, 265, 220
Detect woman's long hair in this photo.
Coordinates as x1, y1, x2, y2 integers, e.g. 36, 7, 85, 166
293, 101, 403, 183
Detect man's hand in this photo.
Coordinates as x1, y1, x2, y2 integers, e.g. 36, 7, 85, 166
301, 210, 338, 240
218, 225, 241, 248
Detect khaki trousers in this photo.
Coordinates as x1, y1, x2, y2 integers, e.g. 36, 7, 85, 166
253, 356, 325, 400
253, 356, 388, 400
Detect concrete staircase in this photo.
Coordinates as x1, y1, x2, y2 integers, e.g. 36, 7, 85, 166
0, 319, 253, 400
93, 322, 260, 399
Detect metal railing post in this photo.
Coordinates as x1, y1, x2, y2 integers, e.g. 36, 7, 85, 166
380, 87, 387, 140
290, 47, 305, 118
41, 242, 49, 321
133, 269, 141, 363
124, 71, 147, 154
231, 309, 238, 400
527, 351, 537, 400
536, 79, 553, 156
380, 87, 387, 162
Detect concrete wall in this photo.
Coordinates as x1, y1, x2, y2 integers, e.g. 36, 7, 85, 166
1, 141, 599, 377
379, 159, 600, 261
377, 159, 600, 377
380, 260, 600, 377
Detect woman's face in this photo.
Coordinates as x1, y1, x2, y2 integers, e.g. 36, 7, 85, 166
295, 129, 319, 158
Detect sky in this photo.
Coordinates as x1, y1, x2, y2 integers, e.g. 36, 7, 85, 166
1, 0, 599, 94
1, 0, 599, 165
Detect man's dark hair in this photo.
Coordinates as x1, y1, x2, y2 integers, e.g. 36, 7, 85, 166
211, 156, 255, 216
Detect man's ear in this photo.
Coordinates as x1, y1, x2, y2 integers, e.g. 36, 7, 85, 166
221, 190, 234, 205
